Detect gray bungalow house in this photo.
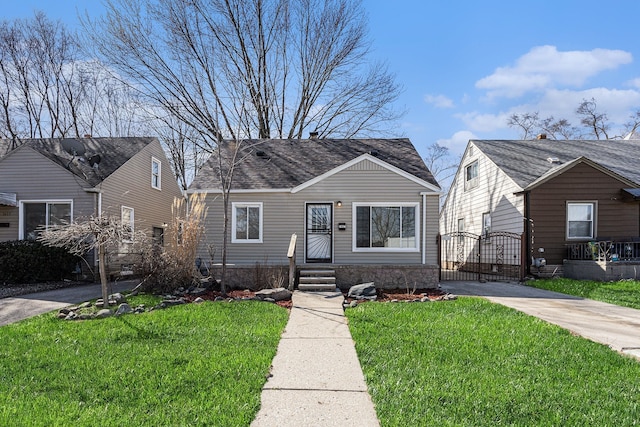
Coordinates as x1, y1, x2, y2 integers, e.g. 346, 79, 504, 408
0, 137, 184, 278
440, 138, 640, 281
187, 137, 442, 290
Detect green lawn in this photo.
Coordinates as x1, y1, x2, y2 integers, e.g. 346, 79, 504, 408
347, 298, 640, 427
528, 278, 640, 310
0, 296, 288, 426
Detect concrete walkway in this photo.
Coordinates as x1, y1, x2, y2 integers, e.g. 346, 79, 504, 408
251, 291, 380, 427
441, 280, 640, 360
0, 280, 136, 326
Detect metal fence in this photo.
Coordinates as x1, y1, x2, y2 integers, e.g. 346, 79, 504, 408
439, 231, 524, 281
566, 240, 640, 262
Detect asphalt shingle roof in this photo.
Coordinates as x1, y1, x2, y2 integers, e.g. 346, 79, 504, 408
472, 139, 640, 188
0, 137, 153, 187
189, 138, 439, 190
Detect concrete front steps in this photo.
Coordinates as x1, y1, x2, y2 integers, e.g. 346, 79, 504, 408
298, 268, 336, 291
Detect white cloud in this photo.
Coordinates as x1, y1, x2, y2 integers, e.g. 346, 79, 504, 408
456, 111, 511, 133
476, 46, 633, 98
424, 94, 454, 108
437, 130, 477, 156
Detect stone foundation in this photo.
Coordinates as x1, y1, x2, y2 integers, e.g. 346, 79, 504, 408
332, 264, 440, 290
213, 264, 440, 291
563, 260, 640, 281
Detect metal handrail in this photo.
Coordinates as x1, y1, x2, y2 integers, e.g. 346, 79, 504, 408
566, 240, 640, 261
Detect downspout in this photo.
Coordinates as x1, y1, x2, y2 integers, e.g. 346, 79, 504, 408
421, 192, 427, 265
524, 191, 531, 276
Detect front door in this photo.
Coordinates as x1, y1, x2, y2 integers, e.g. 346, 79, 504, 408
306, 203, 333, 263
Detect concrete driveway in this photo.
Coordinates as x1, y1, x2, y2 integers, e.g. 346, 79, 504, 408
0, 280, 136, 327
441, 281, 640, 360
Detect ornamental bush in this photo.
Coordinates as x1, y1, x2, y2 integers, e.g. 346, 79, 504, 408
0, 240, 79, 284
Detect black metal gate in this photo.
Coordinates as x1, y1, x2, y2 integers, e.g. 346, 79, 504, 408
439, 231, 524, 281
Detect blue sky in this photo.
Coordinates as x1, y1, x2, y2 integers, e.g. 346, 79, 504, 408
5, 0, 640, 159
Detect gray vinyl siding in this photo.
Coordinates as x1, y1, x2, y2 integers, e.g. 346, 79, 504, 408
198, 159, 439, 266
100, 140, 183, 241
0, 147, 95, 241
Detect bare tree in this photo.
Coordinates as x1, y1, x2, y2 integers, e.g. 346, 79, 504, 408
507, 112, 540, 140
423, 143, 459, 186
38, 215, 145, 309
82, 0, 401, 150
576, 98, 611, 139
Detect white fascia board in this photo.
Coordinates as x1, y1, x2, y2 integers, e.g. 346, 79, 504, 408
185, 188, 291, 195
291, 154, 441, 194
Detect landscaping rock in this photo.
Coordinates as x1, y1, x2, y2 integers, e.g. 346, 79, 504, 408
188, 287, 207, 296
348, 282, 376, 298
350, 301, 358, 308
193, 297, 205, 303
134, 305, 146, 314
64, 312, 78, 320
77, 301, 92, 309
263, 298, 276, 303
58, 308, 71, 315
115, 303, 133, 316
255, 287, 292, 302
109, 293, 127, 304
421, 296, 431, 302
95, 309, 112, 319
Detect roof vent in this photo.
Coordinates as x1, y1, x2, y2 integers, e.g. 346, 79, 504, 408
256, 150, 270, 159
309, 131, 319, 140
369, 150, 380, 157
546, 157, 561, 164
537, 133, 547, 140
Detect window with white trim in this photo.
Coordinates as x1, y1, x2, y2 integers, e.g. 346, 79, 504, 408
482, 212, 491, 241
354, 203, 418, 251
232, 202, 263, 243
151, 157, 161, 190
457, 218, 465, 243
567, 202, 595, 239
21, 200, 72, 240
122, 206, 134, 241
464, 160, 478, 190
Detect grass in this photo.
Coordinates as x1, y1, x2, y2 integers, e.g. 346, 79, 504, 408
0, 296, 289, 426
347, 298, 640, 426
528, 277, 640, 310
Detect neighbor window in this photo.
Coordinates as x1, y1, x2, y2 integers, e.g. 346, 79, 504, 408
354, 204, 418, 250
232, 202, 263, 243
567, 202, 595, 239
151, 157, 161, 190
457, 218, 465, 243
21, 200, 72, 240
464, 160, 479, 190
122, 206, 134, 241
482, 212, 491, 240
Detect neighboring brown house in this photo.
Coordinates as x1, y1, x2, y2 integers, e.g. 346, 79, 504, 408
0, 137, 184, 277
440, 138, 640, 280
187, 137, 442, 290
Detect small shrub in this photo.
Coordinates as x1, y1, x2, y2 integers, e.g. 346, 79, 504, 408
0, 240, 79, 284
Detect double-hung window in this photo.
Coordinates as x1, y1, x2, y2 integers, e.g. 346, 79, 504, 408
232, 202, 263, 243
567, 202, 595, 239
20, 200, 72, 240
122, 206, 134, 241
354, 203, 418, 251
151, 157, 161, 190
464, 160, 479, 190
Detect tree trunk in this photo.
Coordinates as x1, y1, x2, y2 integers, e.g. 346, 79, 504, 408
98, 243, 109, 308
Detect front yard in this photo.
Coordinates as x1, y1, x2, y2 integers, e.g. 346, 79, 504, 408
346, 297, 640, 426
0, 296, 288, 426
528, 278, 640, 310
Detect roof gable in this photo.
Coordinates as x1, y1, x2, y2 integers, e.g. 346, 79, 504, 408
291, 153, 440, 193
0, 137, 154, 187
472, 139, 640, 187
523, 156, 638, 190
189, 138, 440, 191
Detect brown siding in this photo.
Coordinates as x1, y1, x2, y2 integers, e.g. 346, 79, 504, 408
529, 162, 639, 264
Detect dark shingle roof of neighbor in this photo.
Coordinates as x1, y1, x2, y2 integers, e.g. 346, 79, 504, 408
189, 138, 440, 190
0, 137, 153, 187
471, 139, 640, 188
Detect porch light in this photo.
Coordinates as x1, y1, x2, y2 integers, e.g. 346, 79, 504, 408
336, 201, 342, 207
